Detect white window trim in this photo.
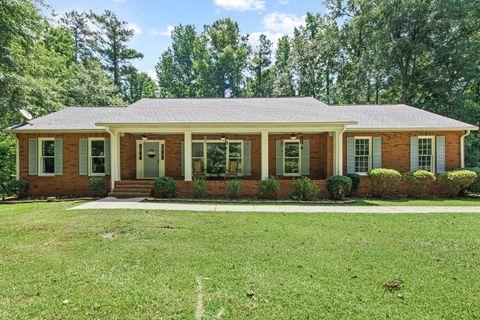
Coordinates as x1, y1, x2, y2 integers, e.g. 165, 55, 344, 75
418, 136, 435, 173
192, 140, 244, 177
38, 137, 55, 177
283, 139, 302, 177
354, 136, 372, 175
88, 137, 106, 176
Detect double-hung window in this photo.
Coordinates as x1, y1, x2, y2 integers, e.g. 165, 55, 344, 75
89, 138, 106, 176
191, 140, 244, 177
418, 137, 434, 172
228, 142, 242, 175
39, 138, 55, 176
283, 140, 301, 176
354, 137, 372, 174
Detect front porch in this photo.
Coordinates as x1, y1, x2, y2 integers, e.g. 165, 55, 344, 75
106, 125, 346, 198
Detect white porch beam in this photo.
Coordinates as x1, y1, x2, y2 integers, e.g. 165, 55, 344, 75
331, 132, 337, 175
261, 131, 269, 180
108, 130, 116, 190
184, 131, 192, 181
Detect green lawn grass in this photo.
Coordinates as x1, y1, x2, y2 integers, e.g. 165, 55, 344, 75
144, 197, 480, 206
1, 202, 479, 319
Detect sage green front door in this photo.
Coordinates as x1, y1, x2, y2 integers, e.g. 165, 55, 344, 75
136, 140, 165, 179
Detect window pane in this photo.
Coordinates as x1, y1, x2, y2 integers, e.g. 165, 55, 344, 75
229, 143, 242, 158
285, 159, 299, 174
91, 140, 105, 157
43, 157, 55, 174
418, 138, 433, 171
354, 139, 370, 173
284, 142, 299, 157
206, 143, 226, 176
43, 140, 55, 157
192, 143, 204, 157
92, 157, 105, 174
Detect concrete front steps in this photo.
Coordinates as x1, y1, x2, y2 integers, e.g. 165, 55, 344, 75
109, 180, 154, 198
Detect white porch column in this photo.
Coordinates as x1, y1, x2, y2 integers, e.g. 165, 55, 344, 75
115, 132, 121, 182
261, 131, 269, 180
331, 132, 337, 175
109, 130, 117, 190
184, 131, 192, 181
337, 130, 344, 175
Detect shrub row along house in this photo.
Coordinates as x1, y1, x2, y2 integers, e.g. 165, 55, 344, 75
4, 97, 478, 198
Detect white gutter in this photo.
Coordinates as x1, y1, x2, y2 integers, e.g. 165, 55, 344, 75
460, 130, 471, 168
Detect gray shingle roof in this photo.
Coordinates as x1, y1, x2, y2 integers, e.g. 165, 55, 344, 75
5, 98, 477, 132
328, 104, 477, 130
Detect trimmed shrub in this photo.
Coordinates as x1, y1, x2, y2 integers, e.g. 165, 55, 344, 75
88, 177, 108, 197
192, 177, 208, 198
292, 177, 318, 201
438, 170, 477, 197
326, 175, 352, 200
404, 170, 436, 197
153, 176, 176, 198
260, 176, 280, 199
368, 168, 401, 197
11, 180, 29, 198
466, 167, 480, 193
345, 173, 360, 195
227, 179, 242, 199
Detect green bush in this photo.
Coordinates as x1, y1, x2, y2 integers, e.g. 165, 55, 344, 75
345, 173, 360, 195
88, 177, 108, 197
192, 177, 208, 198
404, 170, 436, 197
326, 175, 352, 200
466, 167, 480, 193
438, 170, 477, 197
292, 176, 318, 201
153, 176, 176, 198
11, 180, 29, 198
260, 176, 280, 199
227, 179, 242, 199
368, 168, 401, 197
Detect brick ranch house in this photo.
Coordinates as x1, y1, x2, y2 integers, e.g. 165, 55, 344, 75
4, 97, 478, 198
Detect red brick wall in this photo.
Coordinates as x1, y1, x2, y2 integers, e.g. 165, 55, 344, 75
120, 134, 184, 180
268, 133, 330, 179
16, 130, 464, 197
17, 132, 109, 197
342, 131, 463, 174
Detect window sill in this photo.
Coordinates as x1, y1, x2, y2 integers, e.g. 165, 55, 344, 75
38, 173, 55, 177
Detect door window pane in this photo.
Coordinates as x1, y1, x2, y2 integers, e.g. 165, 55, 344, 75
206, 143, 226, 177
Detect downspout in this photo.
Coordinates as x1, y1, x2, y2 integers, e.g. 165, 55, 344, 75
460, 130, 470, 168
105, 127, 116, 191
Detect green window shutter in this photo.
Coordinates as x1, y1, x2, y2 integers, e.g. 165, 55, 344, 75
28, 138, 38, 176
346, 137, 355, 173
180, 141, 184, 176
79, 138, 88, 176
54, 138, 63, 175
301, 140, 310, 176
410, 137, 419, 171
243, 141, 252, 176
104, 138, 111, 175
275, 140, 283, 176
436, 136, 445, 173
372, 137, 382, 169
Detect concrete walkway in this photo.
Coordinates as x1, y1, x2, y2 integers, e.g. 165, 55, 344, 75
67, 197, 480, 213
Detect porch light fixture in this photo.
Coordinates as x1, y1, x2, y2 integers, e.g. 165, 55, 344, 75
290, 132, 297, 140
221, 133, 226, 142
141, 134, 148, 141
